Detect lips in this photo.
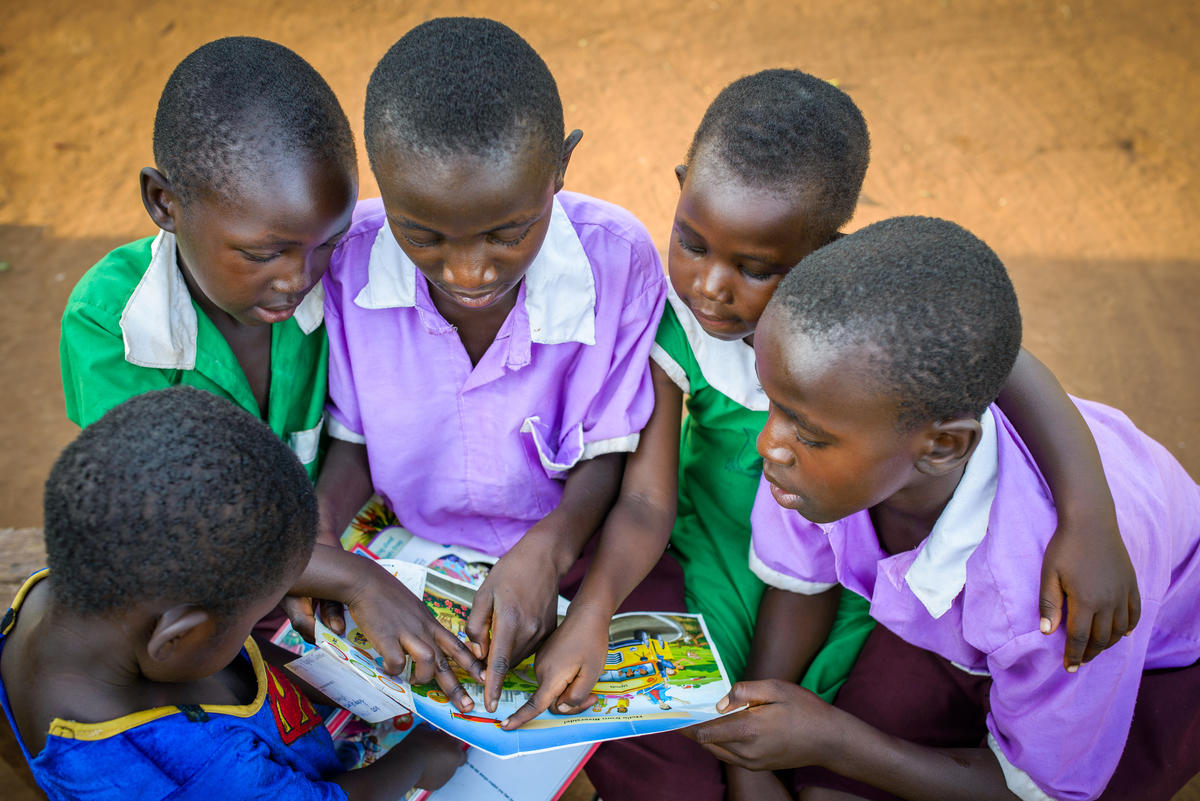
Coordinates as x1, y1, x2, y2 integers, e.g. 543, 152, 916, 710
255, 304, 299, 324
687, 302, 740, 329
763, 468, 805, 510
450, 289, 503, 308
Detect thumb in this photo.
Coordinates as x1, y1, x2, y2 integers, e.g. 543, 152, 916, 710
1039, 567, 1064, 635
716, 680, 777, 713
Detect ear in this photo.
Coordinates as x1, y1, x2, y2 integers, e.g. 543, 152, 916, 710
146, 604, 213, 663
915, 417, 980, 476
675, 164, 688, 189
554, 129, 584, 192
140, 167, 180, 233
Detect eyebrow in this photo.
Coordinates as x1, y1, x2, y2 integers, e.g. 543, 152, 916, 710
389, 213, 540, 235
242, 222, 352, 249
776, 400, 835, 440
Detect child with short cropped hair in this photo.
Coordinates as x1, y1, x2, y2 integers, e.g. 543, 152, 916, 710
59, 36, 358, 479
307, 13, 682, 765
0, 387, 464, 800
687, 216, 1200, 801
601, 69, 1139, 696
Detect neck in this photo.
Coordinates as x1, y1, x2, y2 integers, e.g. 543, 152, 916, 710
870, 464, 967, 555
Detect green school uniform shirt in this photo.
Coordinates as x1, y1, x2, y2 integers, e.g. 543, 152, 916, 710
652, 289, 872, 695
60, 232, 328, 479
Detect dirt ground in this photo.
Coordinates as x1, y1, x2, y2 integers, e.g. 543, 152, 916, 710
1, 0, 1197, 798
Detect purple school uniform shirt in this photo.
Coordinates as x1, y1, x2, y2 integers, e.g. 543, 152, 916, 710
324, 192, 665, 556
750, 401, 1200, 801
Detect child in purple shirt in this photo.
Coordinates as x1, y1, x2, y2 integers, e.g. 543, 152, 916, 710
684, 216, 1200, 801
304, 21, 678, 785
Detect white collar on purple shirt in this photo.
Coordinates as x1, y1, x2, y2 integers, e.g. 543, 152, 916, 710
353, 196, 597, 346
904, 407, 1000, 618
119, 230, 325, 369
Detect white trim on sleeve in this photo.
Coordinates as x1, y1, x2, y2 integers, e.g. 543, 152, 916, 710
582, 433, 641, 460
287, 415, 325, 465
650, 344, 690, 394
749, 542, 837, 595
327, 416, 366, 444
987, 733, 1056, 801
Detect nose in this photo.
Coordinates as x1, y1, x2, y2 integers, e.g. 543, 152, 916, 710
271, 250, 329, 296
442, 244, 497, 291
695, 261, 734, 304
757, 412, 796, 466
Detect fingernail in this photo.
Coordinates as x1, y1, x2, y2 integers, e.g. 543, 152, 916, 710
1066, 664, 1079, 673
557, 702, 571, 713
1040, 618, 1052, 634
500, 718, 511, 728
716, 698, 728, 712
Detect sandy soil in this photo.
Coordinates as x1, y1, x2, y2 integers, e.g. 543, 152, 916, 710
0, 1, 1197, 798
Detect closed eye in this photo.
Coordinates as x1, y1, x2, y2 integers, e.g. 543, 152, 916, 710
676, 236, 705, 255
488, 225, 534, 247
238, 250, 280, 263
400, 231, 439, 248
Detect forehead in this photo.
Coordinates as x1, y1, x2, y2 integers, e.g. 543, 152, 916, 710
192, 153, 357, 233
755, 309, 898, 432
374, 140, 556, 233
679, 156, 832, 260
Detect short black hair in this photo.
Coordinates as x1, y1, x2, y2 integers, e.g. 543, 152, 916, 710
686, 69, 870, 233
364, 17, 564, 169
44, 387, 318, 618
768, 216, 1022, 429
153, 36, 355, 202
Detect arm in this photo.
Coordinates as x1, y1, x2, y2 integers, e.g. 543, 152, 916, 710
287, 438, 486, 711
281, 439, 375, 637
996, 349, 1139, 668
503, 364, 682, 728
466, 450, 626, 713
723, 586, 839, 800
332, 726, 466, 801
314, 439, 375, 548
688, 680, 1018, 801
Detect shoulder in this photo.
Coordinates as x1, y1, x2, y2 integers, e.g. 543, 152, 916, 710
558, 191, 656, 250
65, 236, 157, 320
558, 191, 664, 305
329, 199, 387, 274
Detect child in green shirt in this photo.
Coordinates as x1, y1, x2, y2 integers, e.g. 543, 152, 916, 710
59, 36, 358, 479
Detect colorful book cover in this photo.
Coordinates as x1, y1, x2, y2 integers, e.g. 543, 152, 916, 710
291, 560, 733, 758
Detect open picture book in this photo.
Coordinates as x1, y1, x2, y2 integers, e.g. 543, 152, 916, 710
285, 558, 733, 758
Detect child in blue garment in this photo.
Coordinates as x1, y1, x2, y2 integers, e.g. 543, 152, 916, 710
59, 37, 358, 480
0, 387, 465, 801
686, 217, 1200, 801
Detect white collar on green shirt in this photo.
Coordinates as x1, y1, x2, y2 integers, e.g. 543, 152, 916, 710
904, 407, 999, 619
119, 231, 324, 370
658, 284, 768, 411
352, 196, 596, 346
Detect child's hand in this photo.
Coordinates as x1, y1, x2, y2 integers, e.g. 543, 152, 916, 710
281, 595, 347, 642
500, 606, 610, 729
406, 726, 468, 790
465, 534, 561, 713
1039, 509, 1140, 671
345, 560, 486, 712
683, 679, 840, 772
